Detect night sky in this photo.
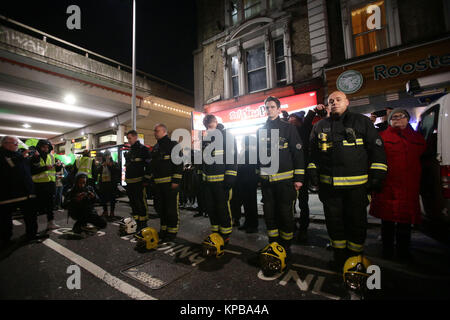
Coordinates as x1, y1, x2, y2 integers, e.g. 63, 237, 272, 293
1, 0, 197, 91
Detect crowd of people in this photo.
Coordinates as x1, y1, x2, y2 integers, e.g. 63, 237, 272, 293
1, 90, 427, 274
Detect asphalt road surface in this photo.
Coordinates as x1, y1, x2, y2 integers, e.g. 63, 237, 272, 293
1, 196, 450, 301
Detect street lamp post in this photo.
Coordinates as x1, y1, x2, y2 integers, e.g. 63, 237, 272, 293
131, 0, 137, 131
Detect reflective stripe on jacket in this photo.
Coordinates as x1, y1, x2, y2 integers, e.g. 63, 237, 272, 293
76, 157, 94, 179
32, 154, 56, 183
308, 110, 387, 188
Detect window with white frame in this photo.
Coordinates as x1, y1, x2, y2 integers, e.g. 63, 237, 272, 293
246, 45, 267, 93
244, 0, 262, 19
222, 18, 293, 98
274, 38, 286, 86
228, 0, 280, 26
231, 55, 240, 97
230, 0, 239, 26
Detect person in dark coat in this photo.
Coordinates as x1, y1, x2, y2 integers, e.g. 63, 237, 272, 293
288, 110, 316, 243
63, 173, 106, 236
96, 150, 121, 219
54, 159, 67, 211
369, 109, 426, 262
232, 136, 259, 233
375, 107, 393, 132
0, 136, 48, 246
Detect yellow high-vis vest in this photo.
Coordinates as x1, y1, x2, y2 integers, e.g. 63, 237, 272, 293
32, 154, 56, 183
76, 156, 94, 179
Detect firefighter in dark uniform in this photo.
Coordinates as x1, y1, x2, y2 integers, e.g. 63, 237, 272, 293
202, 115, 237, 245
149, 124, 183, 242
257, 96, 305, 258
308, 91, 387, 270
193, 150, 207, 217
124, 130, 152, 232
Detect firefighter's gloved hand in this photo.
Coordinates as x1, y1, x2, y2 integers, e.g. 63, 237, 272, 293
307, 169, 319, 192
224, 182, 233, 191
224, 177, 235, 191
368, 177, 384, 193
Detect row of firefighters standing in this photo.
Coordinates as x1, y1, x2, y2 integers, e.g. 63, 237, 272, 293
123, 90, 388, 276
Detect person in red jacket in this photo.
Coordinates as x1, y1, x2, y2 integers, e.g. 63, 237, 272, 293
369, 108, 426, 262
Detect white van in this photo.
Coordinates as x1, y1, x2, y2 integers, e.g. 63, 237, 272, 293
417, 93, 450, 238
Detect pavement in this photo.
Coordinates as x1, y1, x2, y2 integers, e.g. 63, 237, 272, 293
1, 193, 449, 301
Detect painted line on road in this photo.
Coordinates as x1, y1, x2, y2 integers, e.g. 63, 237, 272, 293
13, 220, 22, 226
292, 263, 340, 276
42, 239, 157, 300
224, 249, 242, 255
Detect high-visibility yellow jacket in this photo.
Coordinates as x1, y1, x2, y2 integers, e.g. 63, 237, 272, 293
31, 153, 56, 183
75, 156, 95, 179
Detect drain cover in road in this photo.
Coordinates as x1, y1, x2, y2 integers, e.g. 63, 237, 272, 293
121, 258, 193, 289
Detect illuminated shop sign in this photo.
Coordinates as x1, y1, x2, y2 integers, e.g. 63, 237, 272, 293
374, 54, 450, 80
193, 91, 318, 130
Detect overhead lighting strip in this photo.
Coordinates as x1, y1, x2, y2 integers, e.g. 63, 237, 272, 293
0, 90, 115, 118
0, 113, 85, 128
0, 126, 62, 135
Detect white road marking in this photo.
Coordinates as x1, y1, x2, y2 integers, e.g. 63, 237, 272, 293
224, 249, 242, 255
42, 239, 156, 300
13, 220, 22, 226
292, 263, 340, 276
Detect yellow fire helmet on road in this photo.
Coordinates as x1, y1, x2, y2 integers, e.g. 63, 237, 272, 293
343, 255, 372, 291
259, 242, 287, 275
134, 227, 159, 250
202, 233, 225, 258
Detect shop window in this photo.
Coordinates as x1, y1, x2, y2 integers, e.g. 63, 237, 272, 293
246, 45, 267, 93
244, 0, 262, 19
274, 38, 286, 86
351, 1, 388, 57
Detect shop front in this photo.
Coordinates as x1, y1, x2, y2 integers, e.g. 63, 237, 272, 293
325, 37, 450, 127
192, 90, 319, 153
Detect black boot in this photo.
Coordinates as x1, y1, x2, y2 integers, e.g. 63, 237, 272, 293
296, 228, 308, 244
381, 220, 395, 260
329, 248, 348, 272
136, 220, 147, 233
220, 233, 230, 247
278, 239, 292, 268
158, 230, 167, 243
396, 223, 413, 263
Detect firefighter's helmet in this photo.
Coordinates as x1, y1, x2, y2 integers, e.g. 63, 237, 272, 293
202, 233, 225, 258
118, 217, 137, 236
343, 255, 372, 291
134, 227, 159, 250
259, 242, 287, 275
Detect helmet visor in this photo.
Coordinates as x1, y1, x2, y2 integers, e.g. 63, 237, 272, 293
202, 244, 217, 257
260, 254, 282, 274
344, 273, 368, 291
